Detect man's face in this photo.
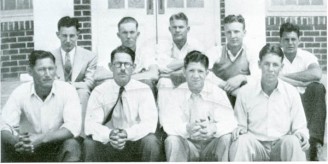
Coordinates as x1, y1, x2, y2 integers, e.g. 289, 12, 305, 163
224, 22, 245, 48
169, 19, 190, 42
117, 22, 140, 50
56, 26, 79, 52
184, 62, 208, 93
280, 31, 299, 56
109, 52, 135, 87
258, 53, 283, 83
29, 58, 57, 89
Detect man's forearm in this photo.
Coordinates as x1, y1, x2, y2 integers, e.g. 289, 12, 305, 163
1, 130, 19, 146
166, 59, 184, 71
42, 128, 74, 144
283, 68, 322, 82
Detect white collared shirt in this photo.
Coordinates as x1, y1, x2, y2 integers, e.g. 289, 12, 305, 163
160, 81, 237, 139
84, 79, 158, 144
234, 79, 309, 141
1, 80, 82, 137
61, 47, 76, 66
281, 48, 319, 94
156, 38, 205, 73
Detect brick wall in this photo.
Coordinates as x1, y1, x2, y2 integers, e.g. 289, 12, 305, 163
220, 0, 226, 45
266, 16, 327, 70
1, 20, 34, 80
74, 0, 92, 50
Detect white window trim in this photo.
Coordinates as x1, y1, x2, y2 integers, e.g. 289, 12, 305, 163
266, 0, 327, 16
0, 9, 33, 21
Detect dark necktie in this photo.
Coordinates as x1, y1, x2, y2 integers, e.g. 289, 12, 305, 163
64, 52, 72, 82
103, 87, 125, 124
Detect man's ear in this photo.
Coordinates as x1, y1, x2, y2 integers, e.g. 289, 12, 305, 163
56, 31, 60, 38
109, 63, 113, 72
187, 26, 190, 32
136, 31, 140, 38
28, 67, 33, 76
117, 32, 120, 39
183, 67, 186, 77
258, 60, 261, 69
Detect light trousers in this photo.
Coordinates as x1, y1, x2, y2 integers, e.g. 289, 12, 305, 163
229, 134, 306, 161
165, 134, 231, 161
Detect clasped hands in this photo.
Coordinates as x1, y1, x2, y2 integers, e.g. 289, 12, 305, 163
186, 119, 216, 141
109, 129, 127, 150
14, 133, 44, 154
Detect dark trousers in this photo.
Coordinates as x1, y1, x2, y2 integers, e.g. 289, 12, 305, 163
300, 82, 326, 160
83, 133, 162, 162
1, 134, 81, 162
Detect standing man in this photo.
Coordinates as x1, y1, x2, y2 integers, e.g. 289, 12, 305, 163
160, 51, 237, 161
278, 22, 326, 161
1, 50, 82, 162
206, 14, 260, 106
96, 17, 159, 93
157, 12, 204, 109
53, 16, 97, 136
83, 46, 161, 162
230, 44, 309, 161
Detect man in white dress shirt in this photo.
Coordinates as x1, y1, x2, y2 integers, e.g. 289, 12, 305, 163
83, 46, 161, 161
160, 51, 237, 161
230, 44, 309, 161
1, 50, 82, 162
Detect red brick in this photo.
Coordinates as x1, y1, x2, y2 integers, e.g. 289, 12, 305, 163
80, 28, 91, 34
3, 73, 18, 79
299, 25, 314, 30
1, 44, 9, 50
300, 37, 314, 42
11, 66, 27, 72
11, 55, 26, 60
3, 49, 18, 55
74, 0, 81, 4
20, 48, 33, 53
266, 31, 270, 36
2, 61, 18, 67
314, 49, 327, 54
315, 25, 327, 30
77, 41, 91, 46
322, 43, 327, 47
76, 17, 91, 22
2, 38, 17, 43
304, 49, 313, 53
10, 43, 26, 49
1, 56, 10, 61
83, 34, 91, 40
74, 11, 82, 16
303, 31, 320, 36
9, 31, 25, 37
18, 36, 33, 42
82, 0, 90, 4
321, 31, 326, 36
305, 43, 320, 48
272, 31, 280, 37
26, 31, 34, 36
315, 37, 326, 42
74, 5, 90, 10
27, 42, 34, 48
1, 32, 9, 37
266, 25, 279, 30
266, 37, 280, 42
83, 11, 91, 16
19, 60, 29, 65
1, 68, 10, 73
299, 43, 305, 48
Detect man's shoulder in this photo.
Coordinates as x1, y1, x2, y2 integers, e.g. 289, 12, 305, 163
128, 79, 152, 90
76, 46, 96, 58
297, 48, 317, 59
12, 82, 33, 94
53, 80, 76, 91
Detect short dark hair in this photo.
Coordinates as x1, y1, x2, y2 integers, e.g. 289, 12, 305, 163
184, 50, 209, 69
118, 17, 138, 30
224, 14, 245, 29
29, 50, 56, 68
279, 22, 300, 38
111, 46, 135, 63
259, 43, 284, 62
57, 16, 80, 31
169, 12, 188, 25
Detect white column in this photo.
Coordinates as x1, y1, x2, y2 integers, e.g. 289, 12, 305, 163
225, 0, 266, 57
33, 0, 74, 51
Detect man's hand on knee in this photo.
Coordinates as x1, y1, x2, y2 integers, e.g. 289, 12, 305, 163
232, 127, 247, 141
294, 132, 310, 151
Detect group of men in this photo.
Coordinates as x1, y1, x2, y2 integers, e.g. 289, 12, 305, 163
1, 12, 326, 162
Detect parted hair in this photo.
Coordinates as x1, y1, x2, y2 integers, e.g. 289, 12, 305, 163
259, 43, 284, 62
110, 46, 136, 63
118, 17, 138, 30
279, 22, 300, 38
224, 14, 246, 29
184, 50, 209, 69
57, 16, 80, 31
29, 50, 56, 67
169, 12, 188, 24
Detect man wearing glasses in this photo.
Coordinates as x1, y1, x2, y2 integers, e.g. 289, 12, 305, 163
83, 46, 162, 162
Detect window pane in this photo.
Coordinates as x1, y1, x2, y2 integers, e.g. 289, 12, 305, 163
299, 0, 310, 5
271, 0, 284, 6
128, 0, 144, 8
3, 0, 15, 10
312, 0, 323, 5
17, 0, 31, 9
285, 0, 297, 5
108, 0, 124, 9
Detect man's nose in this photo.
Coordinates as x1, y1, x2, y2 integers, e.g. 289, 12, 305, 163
66, 36, 71, 42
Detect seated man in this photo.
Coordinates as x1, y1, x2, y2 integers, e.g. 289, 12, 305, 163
1, 50, 82, 162
95, 17, 159, 94
160, 51, 237, 161
230, 44, 309, 161
278, 22, 326, 161
53, 16, 97, 136
206, 14, 260, 106
83, 46, 161, 162
157, 12, 204, 108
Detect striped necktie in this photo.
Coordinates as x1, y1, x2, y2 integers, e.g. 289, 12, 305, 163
64, 52, 72, 82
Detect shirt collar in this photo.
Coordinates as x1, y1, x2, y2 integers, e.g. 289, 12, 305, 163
30, 81, 57, 97
255, 79, 283, 96
61, 47, 76, 57
183, 82, 211, 101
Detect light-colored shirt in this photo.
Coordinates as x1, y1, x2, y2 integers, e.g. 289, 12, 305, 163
281, 48, 319, 94
234, 79, 309, 141
160, 81, 237, 139
84, 79, 158, 144
133, 46, 157, 73
156, 38, 205, 73
206, 44, 261, 82
61, 47, 76, 66
0, 80, 82, 137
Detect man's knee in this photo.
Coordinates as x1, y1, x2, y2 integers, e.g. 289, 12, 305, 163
279, 135, 301, 148
77, 88, 90, 101
218, 133, 232, 146
62, 138, 80, 151
165, 135, 184, 146
141, 133, 161, 146
157, 78, 174, 89
305, 82, 326, 96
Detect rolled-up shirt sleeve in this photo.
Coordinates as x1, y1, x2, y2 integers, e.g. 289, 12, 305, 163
61, 85, 82, 137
